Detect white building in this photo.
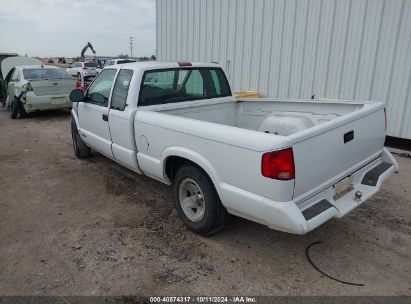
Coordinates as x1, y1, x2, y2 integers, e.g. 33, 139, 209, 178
156, 0, 411, 141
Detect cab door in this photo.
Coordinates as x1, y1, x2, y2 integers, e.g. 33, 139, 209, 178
77, 69, 117, 158
107, 69, 141, 172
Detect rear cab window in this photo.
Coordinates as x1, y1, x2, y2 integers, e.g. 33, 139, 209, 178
117, 60, 136, 64
138, 67, 231, 106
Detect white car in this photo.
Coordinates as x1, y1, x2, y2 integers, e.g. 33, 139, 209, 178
69, 61, 398, 235
66, 61, 99, 78
103, 58, 136, 67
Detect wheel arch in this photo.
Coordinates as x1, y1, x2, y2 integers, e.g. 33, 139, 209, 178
162, 147, 221, 188
71, 109, 80, 131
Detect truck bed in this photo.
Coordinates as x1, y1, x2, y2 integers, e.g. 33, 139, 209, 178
157, 98, 365, 136
141, 97, 386, 202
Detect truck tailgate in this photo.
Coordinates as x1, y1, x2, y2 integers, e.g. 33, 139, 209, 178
291, 105, 386, 200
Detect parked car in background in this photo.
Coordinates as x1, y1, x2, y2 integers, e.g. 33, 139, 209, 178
69, 61, 398, 236
96, 59, 107, 69
3, 62, 75, 118
66, 61, 99, 78
1, 56, 42, 107
103, 58, 136, 67
75, 70, 96, 92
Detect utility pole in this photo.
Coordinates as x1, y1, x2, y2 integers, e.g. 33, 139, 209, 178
129, 36, 134, 58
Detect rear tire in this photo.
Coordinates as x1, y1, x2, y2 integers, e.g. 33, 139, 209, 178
71, 118, 91, 159
10, 97, 19, 119
18, 101, 27, 118
174, 165, 229, 235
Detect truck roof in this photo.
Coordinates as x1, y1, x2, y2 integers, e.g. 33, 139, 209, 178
20, 65, 60, 69
110, 61, 221, 71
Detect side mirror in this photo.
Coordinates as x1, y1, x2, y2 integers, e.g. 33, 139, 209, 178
70, 89, 85, 102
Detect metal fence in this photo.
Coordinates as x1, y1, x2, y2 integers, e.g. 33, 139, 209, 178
157, 0, 411, 139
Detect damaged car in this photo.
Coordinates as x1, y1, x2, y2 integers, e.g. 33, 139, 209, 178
2, 57, 76, 118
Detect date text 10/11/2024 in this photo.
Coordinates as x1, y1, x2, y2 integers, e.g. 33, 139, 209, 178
149, 296, 258, 303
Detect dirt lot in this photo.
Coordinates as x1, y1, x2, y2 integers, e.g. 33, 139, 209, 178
0, 109, 410, 296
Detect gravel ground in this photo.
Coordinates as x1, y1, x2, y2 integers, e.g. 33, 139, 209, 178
0, 109, 410, 296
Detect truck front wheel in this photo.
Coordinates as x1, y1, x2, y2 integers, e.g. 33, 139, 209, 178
174, 165, 229, 235
71, 118, 91, 159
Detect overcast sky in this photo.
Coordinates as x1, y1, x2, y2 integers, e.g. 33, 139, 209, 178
0, 0, 156, 58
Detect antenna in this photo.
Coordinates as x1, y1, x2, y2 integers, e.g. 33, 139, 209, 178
129, 36, 134, 58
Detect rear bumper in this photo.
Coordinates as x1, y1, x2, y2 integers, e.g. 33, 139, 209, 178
223, 148, 397, 234
296, 147, 397, 233
23, 93, 71, 112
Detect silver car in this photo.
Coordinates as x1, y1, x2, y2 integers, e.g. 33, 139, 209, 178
3, 59, 76, 118
66, 61, 100, 78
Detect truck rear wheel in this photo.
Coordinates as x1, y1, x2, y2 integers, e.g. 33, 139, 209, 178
71, 118, 91, 159
174, 165, 229, 235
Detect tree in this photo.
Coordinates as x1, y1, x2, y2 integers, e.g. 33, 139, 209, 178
150, 55, 156, 60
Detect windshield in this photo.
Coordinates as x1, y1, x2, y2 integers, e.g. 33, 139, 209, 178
84, 62, 98, 67
22, 68, 71, 80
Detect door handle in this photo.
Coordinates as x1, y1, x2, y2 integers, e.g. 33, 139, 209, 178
102, 114, 108, 121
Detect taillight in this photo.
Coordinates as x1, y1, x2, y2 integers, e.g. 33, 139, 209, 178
384, 108, 387, 130
82, 67, 89, 70
262, 148, 295, 180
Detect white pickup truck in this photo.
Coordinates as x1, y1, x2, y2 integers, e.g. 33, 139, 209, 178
70, 61, 398, 235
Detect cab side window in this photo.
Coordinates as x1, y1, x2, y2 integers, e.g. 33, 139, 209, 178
111, 69, 133, 111
86, 69, 117, 106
